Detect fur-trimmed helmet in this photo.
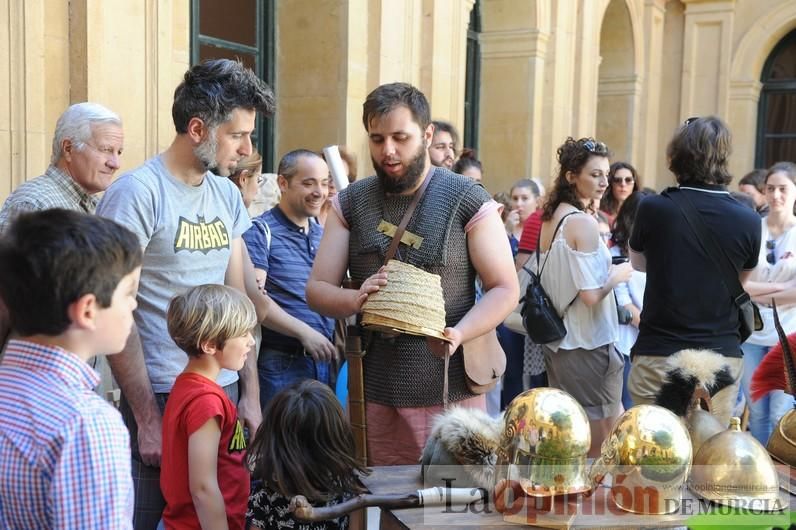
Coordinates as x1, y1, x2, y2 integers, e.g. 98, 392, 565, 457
495, 388, 591, 497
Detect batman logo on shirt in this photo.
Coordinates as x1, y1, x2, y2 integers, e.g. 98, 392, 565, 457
173, 216, 230, 253
229, 419, 247, 453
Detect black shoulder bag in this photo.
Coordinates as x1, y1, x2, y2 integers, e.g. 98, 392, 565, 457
520, 212, 579, 344
666, 188, 762, 343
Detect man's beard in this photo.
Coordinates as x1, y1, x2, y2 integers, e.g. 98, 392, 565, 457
194, 126, 229, 176
373, 144, 427, 194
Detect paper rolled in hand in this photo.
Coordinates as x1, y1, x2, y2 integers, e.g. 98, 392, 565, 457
322, 145, 349, 192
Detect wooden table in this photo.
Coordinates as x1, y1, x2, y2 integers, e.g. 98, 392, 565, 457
361, 465, 794, 529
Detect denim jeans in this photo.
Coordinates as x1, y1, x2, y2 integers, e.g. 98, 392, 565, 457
621, 356, 633, 411
741, 342, 795, 444
258, 347, 331, 410
497, 324, 526, 410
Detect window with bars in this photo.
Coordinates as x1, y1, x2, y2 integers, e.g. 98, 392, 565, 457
756, 29, 796, 169
190, 0, 276, 171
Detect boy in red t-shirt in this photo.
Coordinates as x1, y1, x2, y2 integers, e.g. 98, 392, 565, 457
160, 284, 256, 530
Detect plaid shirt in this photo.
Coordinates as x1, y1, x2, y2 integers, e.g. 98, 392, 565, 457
0, 340, 133, 529
0, 165, 98, 233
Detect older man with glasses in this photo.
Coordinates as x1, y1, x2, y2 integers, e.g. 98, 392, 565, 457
0, 102, 124, 350
0, 102, 124, 233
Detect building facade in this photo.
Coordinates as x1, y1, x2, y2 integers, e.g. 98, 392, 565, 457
1, 0, 795, 199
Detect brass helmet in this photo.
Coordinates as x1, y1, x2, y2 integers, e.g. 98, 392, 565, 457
495, 388, 591, 497
589, 405, 692, 514
688, 418, 784, 511
768, 405, 796, 468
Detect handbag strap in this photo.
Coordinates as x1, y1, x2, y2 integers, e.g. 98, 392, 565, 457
536, 211, 580, 278
666, 188, 748, 305
383, 169, 434, 265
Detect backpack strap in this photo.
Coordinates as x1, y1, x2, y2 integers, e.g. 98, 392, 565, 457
537, 211, 580, 279
251, 217, 272, 252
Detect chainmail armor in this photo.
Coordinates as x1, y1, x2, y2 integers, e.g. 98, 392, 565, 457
339, 167, 492, 407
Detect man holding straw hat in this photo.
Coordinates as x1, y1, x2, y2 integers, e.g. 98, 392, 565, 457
307, 82, 518, 465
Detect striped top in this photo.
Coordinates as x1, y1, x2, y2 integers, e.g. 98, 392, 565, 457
0, 340, 133, 529
243, 205, 334, 352
0, 165, 98, 234
518, 209, 544, 253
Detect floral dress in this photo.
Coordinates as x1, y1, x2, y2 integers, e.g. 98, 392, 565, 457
247, 483, 350, 530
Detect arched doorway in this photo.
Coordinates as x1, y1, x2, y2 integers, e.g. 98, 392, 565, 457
596, 0, 638, 164
756, 29, 796, 168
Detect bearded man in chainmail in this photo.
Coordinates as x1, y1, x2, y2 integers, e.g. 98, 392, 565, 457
307, 82, 518, 465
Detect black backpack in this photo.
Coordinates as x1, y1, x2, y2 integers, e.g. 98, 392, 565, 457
520, 212, 578, 344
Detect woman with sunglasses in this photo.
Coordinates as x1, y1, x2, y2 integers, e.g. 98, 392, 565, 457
536, 137, 632, 457
738, 161, 796, 444
599, 162, 640, 226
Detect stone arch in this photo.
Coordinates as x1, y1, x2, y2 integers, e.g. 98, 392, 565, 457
731, 4, 796, 84
595, 0, 643, 163
729, 4, 796, 178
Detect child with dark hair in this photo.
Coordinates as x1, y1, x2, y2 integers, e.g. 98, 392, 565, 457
160, 284, 257, 530
246, 379, 369, 530
0, 208, 142, 528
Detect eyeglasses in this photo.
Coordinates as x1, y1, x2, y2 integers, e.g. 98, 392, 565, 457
612, 176, 635, 185
684, 117, 699, 126
767, 238, 776, 264
583, 140, 607, 154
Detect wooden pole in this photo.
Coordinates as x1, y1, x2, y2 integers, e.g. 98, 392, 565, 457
346, 323, 368, 466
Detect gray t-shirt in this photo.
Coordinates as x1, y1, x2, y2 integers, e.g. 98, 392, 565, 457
96, 155, 251, 392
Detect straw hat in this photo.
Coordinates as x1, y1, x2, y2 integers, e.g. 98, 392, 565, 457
362, 259, 447, 340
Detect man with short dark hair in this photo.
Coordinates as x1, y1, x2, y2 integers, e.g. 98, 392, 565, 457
0, 209, 141, 529
243, 149, 336, 408
97, 58, 274, 529
628, 116, 761, 423
307, 83, 518, 465
428, 120, 458, 169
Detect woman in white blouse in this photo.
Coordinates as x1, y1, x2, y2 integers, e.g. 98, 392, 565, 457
739, 161, 796, 444
537, 137, 633, 456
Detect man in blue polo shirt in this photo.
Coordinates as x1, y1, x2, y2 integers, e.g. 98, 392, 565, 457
243, 149, 336, 407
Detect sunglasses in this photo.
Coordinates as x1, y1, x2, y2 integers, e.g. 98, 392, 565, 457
767, 238, 776, 265
684, 116, 699, 126
612, 176, 635, 185
583, 139, 607, 154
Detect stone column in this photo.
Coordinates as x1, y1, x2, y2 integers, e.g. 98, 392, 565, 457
679, 0, 736, 118
420, 0, 474, 129
1, 0, 52, 197
479, 0, 550, 190
637, 0, 667, 188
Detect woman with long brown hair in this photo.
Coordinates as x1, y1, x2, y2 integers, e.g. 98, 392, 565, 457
599, 161, 639, 226
537, 137, 632, 456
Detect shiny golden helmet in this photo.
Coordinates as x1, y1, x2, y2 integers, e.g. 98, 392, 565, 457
589, 404, 692, 514
688, 418, 784, 511
495, 387, 591, 497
